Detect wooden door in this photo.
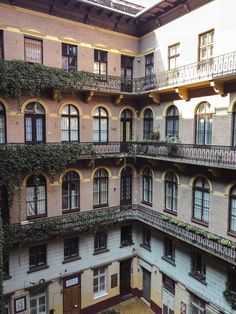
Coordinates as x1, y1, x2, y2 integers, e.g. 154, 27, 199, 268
63, 284, 81, 314
120, 259, 131, 297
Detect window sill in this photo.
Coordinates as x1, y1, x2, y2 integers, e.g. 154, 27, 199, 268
3, 275, 12, 281
162, 256, 176, 266
62, 256, 81, 264
227, 231, 236, 238
141, 201, 152, 207
140, 243, 151, 252
93, 249, 110, 255
120, 242, 134, 248
27, 214, 47, 220
191, 219, 208, 228
163, 209, 177, 216
27, 265, 49, 274
62, 208, 80, 214
93, 204, 109, 209
93, 292, 108, 300
189, 272, 207, 285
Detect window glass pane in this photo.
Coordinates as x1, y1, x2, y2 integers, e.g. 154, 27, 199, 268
25, 38, 42, 63
36, 118, 43, 142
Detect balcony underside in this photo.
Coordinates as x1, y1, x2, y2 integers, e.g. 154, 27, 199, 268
8, 205, 236, 265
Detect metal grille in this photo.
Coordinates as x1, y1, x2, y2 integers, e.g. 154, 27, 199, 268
163, 277, 175, 314
190, 295, 205, 314
143, 269, 151, 302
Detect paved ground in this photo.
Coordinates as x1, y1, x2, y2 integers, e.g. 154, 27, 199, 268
99, 297, 155, 314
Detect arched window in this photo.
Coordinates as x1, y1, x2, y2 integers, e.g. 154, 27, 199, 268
93, 169, 108, 207
24, 102, 45, 143
192, 177, 210, 224
195, 102, 212, 145
26, 174, 47, 218
93, 107, 108, 143
166, 105, 179, 139
143, 109, 153, 140
120, 166, 132, 205
229, 186, 236, 233
61, 105, 79, 142
62, 171, 80, 212
120, 109, 132, 142
165, 172, 178, 213
0, 103, 6, 143
142, 168, 153, 204
232, 104, 236, 147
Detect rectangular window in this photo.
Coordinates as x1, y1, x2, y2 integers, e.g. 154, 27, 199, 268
163, 238, 175, 263
93, 267, 106, 298
190, 251, 206, 282
94, 231, 107, 252
64, 237, 79, 260
94, 49, 107, 76
145, 53, 154, 77
168, 43, 180, 70
142, 226, 151, 248
162, 275, 175, 314
24, 37, 43, 64
30, 287, 47, 314
0, 30, 4, 59
121, 225, 132, 246
62, 43, 77, 71
29, 244, 46, 270
199, 30, 214, 61
190, 295, 206, 314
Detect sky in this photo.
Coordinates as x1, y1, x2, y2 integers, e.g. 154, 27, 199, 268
127, 0, 158, 8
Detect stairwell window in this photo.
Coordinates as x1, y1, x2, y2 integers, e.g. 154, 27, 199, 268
24, 37, 43, 64
145, 53, 154, 77
165, 172, 178, 214
121, 225, 133, 247
94, 49, 107, 77
93, 267, 107, 298
143, 108, 153, 140
192, 177, 210, 225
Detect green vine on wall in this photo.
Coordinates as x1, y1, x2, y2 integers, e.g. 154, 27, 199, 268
0, 60, 95, 100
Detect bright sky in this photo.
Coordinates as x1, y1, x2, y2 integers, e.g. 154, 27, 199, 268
128, 0, 158, 8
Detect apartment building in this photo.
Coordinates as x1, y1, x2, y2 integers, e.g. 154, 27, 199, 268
0, 0, 236, 313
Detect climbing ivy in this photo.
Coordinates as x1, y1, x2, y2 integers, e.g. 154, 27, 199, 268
0, 60, 95, 100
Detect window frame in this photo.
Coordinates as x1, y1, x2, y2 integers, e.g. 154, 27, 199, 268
0, 30, 4, 60
61, 105, 80, 142
142, 167, 153, 205
195, 102, 212, 145
94, 49, 108, 77
142, 226, 151, 249
168, 43, 180, 70
198, 29, 214, 62
64, 237, 79, 261
24, 103, 46, 144
93, 169, 109, 208
30, 287, 47, 314
145, 53, 154, 77
93, 267, 107, 298
192, 177, 210, 226
0, 103, 6, 144
94, 231, 108, 253
62, 43, 77, 71
24, 36, 43, 64
26, 174, 47, 219
120, 225, 133, 247
163, 238, 175, 264
166, 105, 179, 139
93, 107, 108, 143
143, 108, 153, 140
62, 171, 80, 213
164, 172, 178, 214
228, 185, 236, 234
190, 251, 206, 282
29, 244, 47, 271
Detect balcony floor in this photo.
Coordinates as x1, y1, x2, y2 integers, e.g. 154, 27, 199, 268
99, 297, 155, 314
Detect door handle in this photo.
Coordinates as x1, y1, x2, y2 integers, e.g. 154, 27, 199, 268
74, 305, 78, 308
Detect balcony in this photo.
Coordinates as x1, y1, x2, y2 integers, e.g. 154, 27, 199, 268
8, 205, 236, 265
2, 51, 236, 99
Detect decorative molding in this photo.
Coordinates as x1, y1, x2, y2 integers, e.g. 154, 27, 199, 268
175, 87, 189, 101
208, 167, 221, 177
210, 80, 225, 96
85, 91, 95, 103
113, 94, 124, 105
149, 92, 160, 104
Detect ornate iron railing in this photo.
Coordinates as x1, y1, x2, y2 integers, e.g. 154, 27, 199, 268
128, 142, 236, 169
8, 205, 236, 264
82, 0, 142, 15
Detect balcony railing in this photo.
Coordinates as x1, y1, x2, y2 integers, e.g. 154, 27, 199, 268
82, 0, 142, 15
8, 205, 236, 264
128, 142, 236, 170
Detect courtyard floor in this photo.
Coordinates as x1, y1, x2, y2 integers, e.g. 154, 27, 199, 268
99, 297, 155, 314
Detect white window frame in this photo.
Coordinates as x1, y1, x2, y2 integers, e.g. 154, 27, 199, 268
93, 267, 107, 299
30, 289, 47, 314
